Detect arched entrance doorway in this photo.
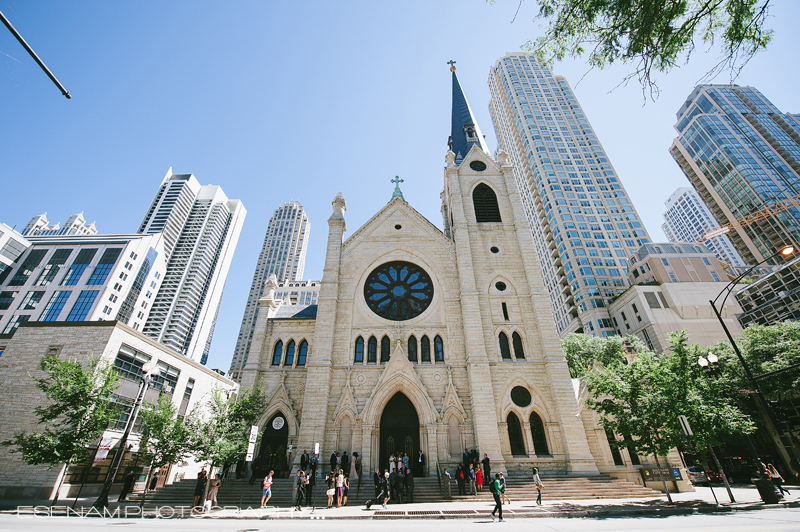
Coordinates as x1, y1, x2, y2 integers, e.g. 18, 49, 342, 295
256, 412, 289, 477
379, 393, 419, 475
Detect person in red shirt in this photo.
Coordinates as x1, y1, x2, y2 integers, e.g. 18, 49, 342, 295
261, 470, 274, 507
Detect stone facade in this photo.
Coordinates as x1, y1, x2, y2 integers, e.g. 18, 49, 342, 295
0, 321, 237, 500
240, 146, 644, 478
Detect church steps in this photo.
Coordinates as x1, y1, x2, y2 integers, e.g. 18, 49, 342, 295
132, 475, 662, 507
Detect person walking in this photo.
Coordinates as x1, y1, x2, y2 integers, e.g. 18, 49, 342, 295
366, 471, 391, 509
117, 470, 136, 502
261, 470, 274, 507
192, 470, 207, 511
442, 468, 452, 500
767, 464, 790, 495
468, 463, 477, 496
533, 467, 543, 506
499, 472, 510, 504
405, 468, 415, 503
490, 473, 503, 522
294, 470, 307, 510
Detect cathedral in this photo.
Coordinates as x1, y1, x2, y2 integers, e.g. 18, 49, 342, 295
239, 67, 624, 478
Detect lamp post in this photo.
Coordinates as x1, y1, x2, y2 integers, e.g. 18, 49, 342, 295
709, 245, 795, 500
93, 363, 155, 509
696, 353, 735, 503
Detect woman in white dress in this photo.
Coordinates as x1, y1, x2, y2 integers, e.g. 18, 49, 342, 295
389, 454, 396, 474
349, 452, 359, 479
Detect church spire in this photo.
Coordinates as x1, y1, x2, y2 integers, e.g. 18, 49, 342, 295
448, 61, 490, 164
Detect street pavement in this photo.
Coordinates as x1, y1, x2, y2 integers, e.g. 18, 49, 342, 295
1, 484, 798, 521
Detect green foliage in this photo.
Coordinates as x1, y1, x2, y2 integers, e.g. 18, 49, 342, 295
511, 0, 773, 96
582, 331, 754, 458
138, 394, 195, 471
561, 333, 645, 378
189, 386, 268, 468
0, 355, 120, 468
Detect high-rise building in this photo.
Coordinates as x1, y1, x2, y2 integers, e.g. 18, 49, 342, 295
669, 85, 800, 265
488, 53, 651, 337
662, 187, 745, 266
0, 223, 30, 286
228, 201, 310, 382
22, 212, 98, 237
0, 233, 167, 335
139, 169, 246, 364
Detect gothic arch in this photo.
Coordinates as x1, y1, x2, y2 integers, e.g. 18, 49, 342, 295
257, 403, 298, 437
361, 375, 438, 427
484, 272, 520, 296
471, 182, 502, 223
496, 375, 554, 422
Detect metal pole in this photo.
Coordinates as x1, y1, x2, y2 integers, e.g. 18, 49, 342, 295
0, 10, 71, 98
709, 447, 735, 503
93, 374, 150, 508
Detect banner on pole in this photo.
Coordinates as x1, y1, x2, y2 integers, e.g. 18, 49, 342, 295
94, 434, 116, 462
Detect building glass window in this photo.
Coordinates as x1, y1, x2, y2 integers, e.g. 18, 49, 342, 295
150, 361, 180, 394
284, 340, 295, 366
530, 412, 550, 455
473, 183, 503, 222
0, 291, 18, 311
512, 332, 525, 359
354, 336, 364, 363
34, 249, 72, 287
113, 345, 151, 381
87, 248, 122, 285
380, 335, 391, 362
8, 249, 47, 286
272, 340, 283, 366
408, 335, 418, 362
434, 335, 444, 362
61, 249, 98, 285
499, 332, 512, 359
367, 336, 377, 362
507, 412, 526, 455
2, 314, 30, 334
420, 335, 431, 362
40, 291, 71, 321
65, 290, 98, 321
297, 340, 308, 366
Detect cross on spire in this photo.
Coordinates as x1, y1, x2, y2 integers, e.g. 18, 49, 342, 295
391, 175, 405, 201
447, 60, 456, 72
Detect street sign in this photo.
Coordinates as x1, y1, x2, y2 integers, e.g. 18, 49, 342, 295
678, 415, 693, 436
314, 442, 320, 456
94, 434, 115, 462
249, 425, 258, 443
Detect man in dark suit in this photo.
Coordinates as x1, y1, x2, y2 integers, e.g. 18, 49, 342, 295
482, 453, 491, 481
462, 449, 470, 469
300, 450, 309, 471
417, 450, 426, 477
330, 451, 337, 473
404, 468, 415, 503
373, 467, 382, 498
395, 468, 405, 503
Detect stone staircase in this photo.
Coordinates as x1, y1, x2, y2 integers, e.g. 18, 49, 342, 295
133, 474, 661, 508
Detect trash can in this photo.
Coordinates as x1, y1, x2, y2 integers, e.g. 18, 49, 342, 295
753, 478, 781, 504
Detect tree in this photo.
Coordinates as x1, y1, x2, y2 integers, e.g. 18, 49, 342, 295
189, 386, 267, 494
136, 393, 196, 508
0, 355, 120, 505
580, 331, 753, 499
500, 0, 773, 97
561, 332, 645, 378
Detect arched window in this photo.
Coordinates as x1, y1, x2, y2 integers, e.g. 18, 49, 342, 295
354, 336, 364, 363
367, 336, 377, 363
499, 332, 511, 359
507, 412, 526, 455
473, 183, 502, 223
297, 340, 308, 366
434, 335, 444, 362
421, 335, 431, 362
271, 340, 283, 366
284, 340, 295, 366
529, 412, 549, 455
408, 335, 418, 362
380, 335, 391, 362
512, 332, 525, 359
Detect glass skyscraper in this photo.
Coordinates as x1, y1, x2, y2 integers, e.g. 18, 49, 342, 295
488, 53, 650, 337
228, 201, 310, 382
662, 187, 745, 266
669, 85, 800, 265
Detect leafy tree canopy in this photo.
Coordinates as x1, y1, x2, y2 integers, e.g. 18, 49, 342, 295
561, 332, 646, 378
495, 0, 773, 97
138, 394, 195, 471
1, 355, 120, 467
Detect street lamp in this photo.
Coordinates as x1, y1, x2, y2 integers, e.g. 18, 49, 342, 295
93, 363, 155, 508
709, 245, 796, 502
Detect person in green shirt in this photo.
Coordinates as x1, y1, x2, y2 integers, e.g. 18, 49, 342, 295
490, 473, 503, 522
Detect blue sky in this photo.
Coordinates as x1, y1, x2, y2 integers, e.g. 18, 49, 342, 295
2, 0, 799, 371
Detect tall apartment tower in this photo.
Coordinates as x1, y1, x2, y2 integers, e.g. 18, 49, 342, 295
669, 85, 800, 265
662, 187, 745, 266
488, 53, 650, 337
228, 201, 310, 382
139, 169, 246, 364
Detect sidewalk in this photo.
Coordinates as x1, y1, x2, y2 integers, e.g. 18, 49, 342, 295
2, 485, 798, 519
